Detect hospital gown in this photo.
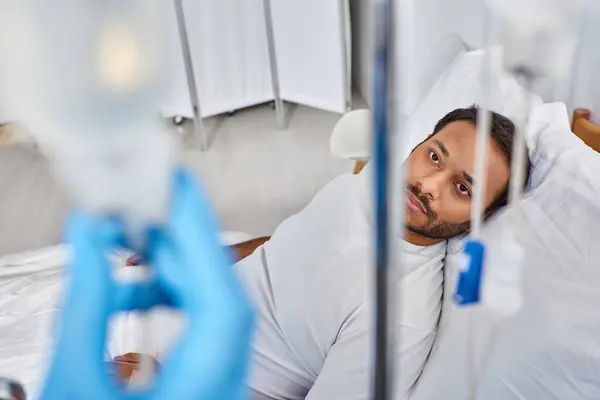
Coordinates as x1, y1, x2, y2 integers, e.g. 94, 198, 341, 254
236, 173, 446, 400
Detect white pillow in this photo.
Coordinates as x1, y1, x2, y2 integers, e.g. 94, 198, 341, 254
410, 102, 600, 400
395, 46, 541, 165
339, 46, 539, 167
330, 35, 467, 161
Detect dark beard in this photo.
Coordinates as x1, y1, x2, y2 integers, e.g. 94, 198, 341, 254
406, 183, 471, 239
406, 220, 470, 239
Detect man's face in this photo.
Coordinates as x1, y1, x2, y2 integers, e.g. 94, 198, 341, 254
404, 120, 510, 240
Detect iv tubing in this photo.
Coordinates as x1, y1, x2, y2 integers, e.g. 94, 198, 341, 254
470, 81, 536, 399
470, 11, 493, 240
466, 5, 493, 399
508, 75, 534, 206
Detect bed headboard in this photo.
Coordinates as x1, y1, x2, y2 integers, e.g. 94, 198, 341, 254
571, 108, 600, 152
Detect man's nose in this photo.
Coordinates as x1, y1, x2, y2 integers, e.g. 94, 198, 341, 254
418, 172, 446, 200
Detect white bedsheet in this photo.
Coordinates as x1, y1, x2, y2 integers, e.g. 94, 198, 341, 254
0, 246, 132, 399
0, 231, 252, 399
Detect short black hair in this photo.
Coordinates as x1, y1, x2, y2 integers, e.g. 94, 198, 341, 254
430, 105, 530, 214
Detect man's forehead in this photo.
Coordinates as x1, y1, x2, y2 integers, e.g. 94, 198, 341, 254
428, 121, 479, 164
433, 120, 478, 145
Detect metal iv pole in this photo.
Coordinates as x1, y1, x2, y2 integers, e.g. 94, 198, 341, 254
372, 0, 415, 397
371, 0, 396, 398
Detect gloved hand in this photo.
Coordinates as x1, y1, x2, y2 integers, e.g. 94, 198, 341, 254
41, 168, 255, 400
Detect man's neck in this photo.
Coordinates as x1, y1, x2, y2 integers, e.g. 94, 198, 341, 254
404, 229, 445, 247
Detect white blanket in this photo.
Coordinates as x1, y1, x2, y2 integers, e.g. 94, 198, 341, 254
0, 231, 252, 399
0, 246, 128, 398
410, 103, 600, 399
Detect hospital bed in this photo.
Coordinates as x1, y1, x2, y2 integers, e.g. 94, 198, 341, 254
571, 108, 600, 152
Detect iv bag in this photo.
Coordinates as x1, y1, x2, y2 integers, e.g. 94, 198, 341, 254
0, 0, 177, 242
488, 0, 583, 100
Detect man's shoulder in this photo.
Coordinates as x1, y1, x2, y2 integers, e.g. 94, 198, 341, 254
302, 173, 359, 213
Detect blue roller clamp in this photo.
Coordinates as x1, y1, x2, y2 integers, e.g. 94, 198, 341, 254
454, 239, 486, 305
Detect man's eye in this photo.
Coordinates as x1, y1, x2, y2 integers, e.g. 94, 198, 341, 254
456, 183, 471, 197
429, 150, 440, 164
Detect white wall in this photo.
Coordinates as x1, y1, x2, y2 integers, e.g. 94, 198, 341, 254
351, 0, 484, 108
351, 0, 600, 124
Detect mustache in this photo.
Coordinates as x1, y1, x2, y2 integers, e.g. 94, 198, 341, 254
406, 184, 435, 217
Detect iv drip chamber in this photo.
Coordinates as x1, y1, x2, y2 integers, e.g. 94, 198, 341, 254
0, 0, 177, 235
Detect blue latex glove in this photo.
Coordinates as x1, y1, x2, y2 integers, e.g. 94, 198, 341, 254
41, 168, 255, 400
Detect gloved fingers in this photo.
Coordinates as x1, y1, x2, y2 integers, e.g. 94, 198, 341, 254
152, 300, 255, 400
54, 212, 123, 390
111, 281, 174, 312
148, 169, 255, 398
168, 168, 225, 259
162, 168, 241, 311
61, 212, 117, 349
145, 224, 190, 308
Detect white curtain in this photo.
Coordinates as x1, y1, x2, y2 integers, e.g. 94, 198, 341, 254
161, 0, 275, 119
0, 0, 352, 123
270, 0, 351, 114
163, 0, 352, 119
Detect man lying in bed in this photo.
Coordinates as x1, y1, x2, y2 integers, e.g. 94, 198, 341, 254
116, 106, 529, 399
